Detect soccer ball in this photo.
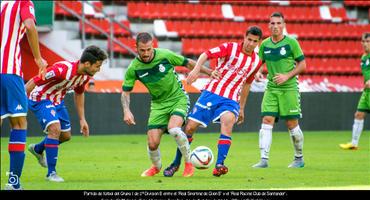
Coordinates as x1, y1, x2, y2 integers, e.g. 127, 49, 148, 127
190, 146, 214, 169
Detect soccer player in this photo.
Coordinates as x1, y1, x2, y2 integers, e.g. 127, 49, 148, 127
339, 32, 370, 150
1, 0, 48, 190
252, 12, 306, 168
164, 26, 263, 177
121, 32, 215, 177
26, 45, 107, 182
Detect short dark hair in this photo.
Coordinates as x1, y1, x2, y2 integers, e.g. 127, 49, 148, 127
363, 32, 370, 40
246, 26, 263, 39
270, 12, 284, 21
80, 45, 107, 64
136, 32, 153, 46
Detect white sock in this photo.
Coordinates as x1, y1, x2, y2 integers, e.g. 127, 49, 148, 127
289, 125, 304, 158
352, 119, 364, 146
148, 147, 161, 170
168, 127, 191, 162
259, 124, 273, 160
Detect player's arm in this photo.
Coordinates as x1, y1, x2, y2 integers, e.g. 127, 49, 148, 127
186, 58, 219, 79
186, 52, 209, 84
121, 91, 136, 125
237, 83, 252, 125
22, 1, 47, 79
25, 78, 36, 95
74, 92, 89, 137
273, 59, 306, 85
254, 61, 265, 82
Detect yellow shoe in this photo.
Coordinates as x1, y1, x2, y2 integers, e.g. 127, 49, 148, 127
339, 142, 358, 150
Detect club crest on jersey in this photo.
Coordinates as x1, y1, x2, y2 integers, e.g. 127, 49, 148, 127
51, 109, 56, 117
159, 64, 165, 73
280, 47, 286, 55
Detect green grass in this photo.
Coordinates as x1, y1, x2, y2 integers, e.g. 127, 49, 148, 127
1, 131, 369, 190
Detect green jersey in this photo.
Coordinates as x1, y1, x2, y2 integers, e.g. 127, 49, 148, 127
258, 35, 305, 90
122, 48, 188, 103
361, 53, 370, 84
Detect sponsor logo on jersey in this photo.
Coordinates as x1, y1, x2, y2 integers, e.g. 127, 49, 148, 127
264, 50, 271, 54
138, 72, 149, 78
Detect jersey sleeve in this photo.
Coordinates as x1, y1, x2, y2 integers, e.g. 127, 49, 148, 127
74, 77, 90, 94
162, 49, 188, 66
205, 43, 229, 59
291, 39, 305, 62
20, 1, 36, 23
32, 65, 63, 86
122, 65, 137, 92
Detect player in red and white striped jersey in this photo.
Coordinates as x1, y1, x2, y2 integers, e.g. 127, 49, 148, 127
164, 26, 263, 177
28, 60, 90, 105
1, 0, 47, 190
26, 46, 107, 182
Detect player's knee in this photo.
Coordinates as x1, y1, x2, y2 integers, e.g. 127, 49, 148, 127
184, 124, 196, 135
47, 124, 61, 139
262, 116, 274, 125
286, 120, 298, 130
148, 142, 159, 151
59, 133, 71, 143
354, 111, 365, 120
10, 116, 27, 129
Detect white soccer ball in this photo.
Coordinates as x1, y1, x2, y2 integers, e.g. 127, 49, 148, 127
190, 146, 214, 169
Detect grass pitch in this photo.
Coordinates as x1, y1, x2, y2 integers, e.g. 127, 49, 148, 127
1, 131, 369, 190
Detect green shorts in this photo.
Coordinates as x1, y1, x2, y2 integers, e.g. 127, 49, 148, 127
261, 89, 302, 120
357, 89, 370, 113
148, 96, 190, 130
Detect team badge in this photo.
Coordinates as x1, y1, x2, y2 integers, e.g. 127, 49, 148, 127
159, 64, 165, 72
51, 109, 56, 117
280, 47, 286, 55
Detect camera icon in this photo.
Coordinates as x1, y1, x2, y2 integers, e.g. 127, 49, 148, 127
6, 172, 19, 186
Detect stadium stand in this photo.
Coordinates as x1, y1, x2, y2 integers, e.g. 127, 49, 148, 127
50, 0, 368, 92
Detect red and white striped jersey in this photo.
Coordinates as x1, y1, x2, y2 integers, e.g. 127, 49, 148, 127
204, 42, 262, 102
29, 61, 90, 105
1, 0, 36, 77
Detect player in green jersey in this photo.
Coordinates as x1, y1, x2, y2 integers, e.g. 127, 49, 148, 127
121, 32, 215, 177
252, 12, 307, 168
340, 32, 370, 150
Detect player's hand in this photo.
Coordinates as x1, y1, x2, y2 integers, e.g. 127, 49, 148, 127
80, 119, 89, 137
237, 112, 244, 125
123, 110, 136, 125
210, 70, 220, 80
35, 58, 48, 80
273, 73, 289, 85
186, 69, 200, 85
254, 71, 264, 82
365, 80, 370, 88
